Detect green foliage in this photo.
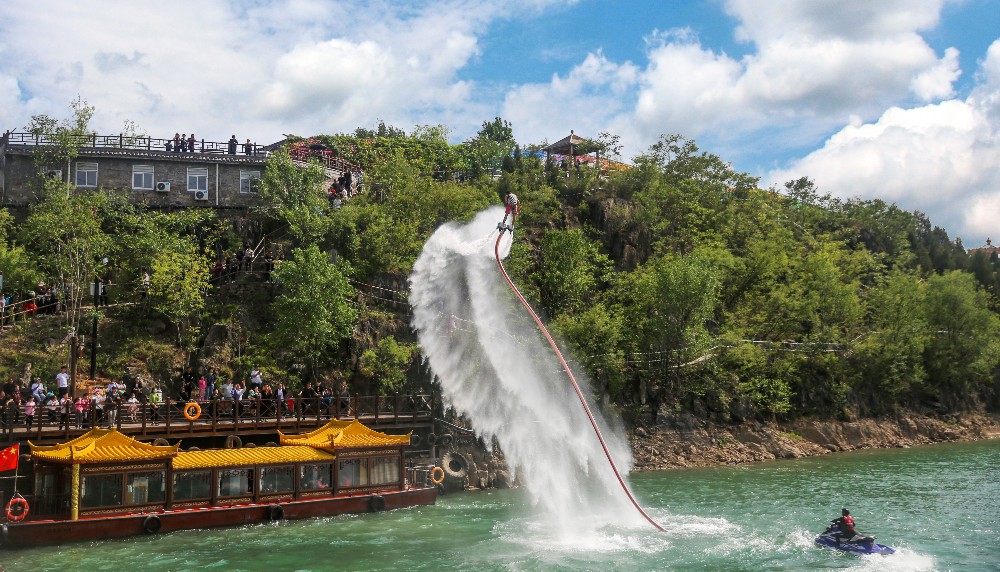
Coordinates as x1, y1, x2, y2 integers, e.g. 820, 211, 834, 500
257, 149, 331, 243
358, 336, 416, 394
537, 229, 612, 315
550, 303, 627, 399
149, 248, 211, 347
270, 245, 357, 380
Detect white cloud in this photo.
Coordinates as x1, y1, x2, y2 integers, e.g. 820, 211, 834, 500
768, 39, 1000, 243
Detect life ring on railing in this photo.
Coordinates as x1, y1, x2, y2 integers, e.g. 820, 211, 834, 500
143, 514, 162, 534
5, 496, 29, 522
224, 435, 243, 449
369, 495, 386, 512
267, 504, 285, 521
183, 402, 201, 421
430, 466, 445, 485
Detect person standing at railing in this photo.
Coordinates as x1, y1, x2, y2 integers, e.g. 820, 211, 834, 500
0, 291, 6, 327
55, 365, 70, 398
244, 138, 253, 155
179, 134, 188, 152
228, 135, 238, 155
173, 133, 181, 152
188, 133, 196, 153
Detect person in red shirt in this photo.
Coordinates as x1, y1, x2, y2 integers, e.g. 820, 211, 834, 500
833, 508, 857, 545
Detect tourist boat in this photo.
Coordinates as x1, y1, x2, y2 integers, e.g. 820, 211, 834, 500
1, 419, 438, 547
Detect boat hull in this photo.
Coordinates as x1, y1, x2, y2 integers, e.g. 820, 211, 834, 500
1, 486, 437, 548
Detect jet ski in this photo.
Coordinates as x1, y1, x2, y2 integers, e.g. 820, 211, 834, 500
815, 523, 896, 555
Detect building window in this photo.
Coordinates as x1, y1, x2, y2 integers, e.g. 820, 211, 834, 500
132, 165, 154, 190
75, 162, 98, 187
219, 468, 253, 497
369, 456, 400, 485
300, 464, 332, 491
187, 167, 208, 192
240, 170, 261, 194
259, 465, 295, 494
80, 473, 123, 509
338, 458, 367, 488
126, 471, 165, 505
172, 471, 211, 501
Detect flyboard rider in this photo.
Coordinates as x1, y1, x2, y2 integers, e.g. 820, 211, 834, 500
497, 191, 520, 234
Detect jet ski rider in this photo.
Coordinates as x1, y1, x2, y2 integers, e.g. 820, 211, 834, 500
833, 508, 857, 545
497, 191, 520, 234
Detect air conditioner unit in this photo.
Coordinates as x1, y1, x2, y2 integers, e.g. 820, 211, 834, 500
44, 169, 62, 179
194, 190, 209, 201
155, 181, 170, 192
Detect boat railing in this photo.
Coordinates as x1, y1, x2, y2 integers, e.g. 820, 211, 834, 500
1, 393, 434, 445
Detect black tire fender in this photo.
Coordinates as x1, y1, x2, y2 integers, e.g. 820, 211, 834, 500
143, 515, 162, 534
426, 433, 437, 446
409, 433, 421, 446
438, 433, 454, 447
369, 495, 387, 512
225, 435, 242, 449
268, 504, 285, 521
442, 451, 469, 480
152, 438, 170, 447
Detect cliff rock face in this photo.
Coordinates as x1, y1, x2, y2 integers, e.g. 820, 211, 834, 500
590, 197, 648, 271
630, 412, 1000, 470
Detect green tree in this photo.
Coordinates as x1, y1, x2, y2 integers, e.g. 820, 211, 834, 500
271, 245, 357, 380
149, 248, 211, 347
257, 149, 333, 243
537, 229, 612, 316
358, 336, 416, 394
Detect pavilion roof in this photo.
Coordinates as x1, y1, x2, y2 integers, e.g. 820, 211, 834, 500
29, 429, 179, 465
173, 446, 334, 470
542, 132, 590, 155
278, 419, 410, 451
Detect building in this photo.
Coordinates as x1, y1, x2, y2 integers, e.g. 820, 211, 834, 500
0, 130, 357, 209
967, 238, 1000, 257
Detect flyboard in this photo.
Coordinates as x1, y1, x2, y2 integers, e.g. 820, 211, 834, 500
492, 202, 666, 532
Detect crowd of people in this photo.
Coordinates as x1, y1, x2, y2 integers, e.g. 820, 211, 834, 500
0, 364, 354, 433
163, 133, 256, 155
211, 244, 284, 285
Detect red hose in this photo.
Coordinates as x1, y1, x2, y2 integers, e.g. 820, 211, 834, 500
494, 231, 665, 532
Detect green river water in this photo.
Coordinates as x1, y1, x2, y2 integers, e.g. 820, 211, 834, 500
5, 439, 998, 571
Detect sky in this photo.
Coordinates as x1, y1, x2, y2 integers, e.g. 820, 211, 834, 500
1, 0, 998, 245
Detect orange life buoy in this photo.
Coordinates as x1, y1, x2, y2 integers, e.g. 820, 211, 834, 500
183, 402, 201, 421
5, 496, 29, 522
430, 466, 445, 485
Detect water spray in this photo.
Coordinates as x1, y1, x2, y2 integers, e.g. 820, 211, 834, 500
494, 213, 666, 533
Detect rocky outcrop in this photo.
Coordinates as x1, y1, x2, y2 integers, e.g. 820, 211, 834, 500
630, 412, 1000, 471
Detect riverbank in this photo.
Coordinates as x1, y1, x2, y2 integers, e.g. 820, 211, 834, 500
629, 411, 1000, 470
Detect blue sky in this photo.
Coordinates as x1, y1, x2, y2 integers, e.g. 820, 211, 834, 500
1, 0, 998, 244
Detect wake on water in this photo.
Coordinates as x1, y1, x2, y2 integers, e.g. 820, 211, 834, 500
409, 207, 644, 536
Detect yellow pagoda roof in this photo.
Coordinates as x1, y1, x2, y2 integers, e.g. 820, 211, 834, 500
29, 429, 179, 465
278, 419, 410, 451
172, 446, 334, 470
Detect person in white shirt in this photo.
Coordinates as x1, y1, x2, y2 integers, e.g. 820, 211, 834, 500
55, 365, 70, 397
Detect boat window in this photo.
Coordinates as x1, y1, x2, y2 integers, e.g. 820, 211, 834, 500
127, 471, 166, 505
369, 456, 400, 485
173, 471, 212, 501
80, 473, 123, 509
299, 464, 332, 491
259, 465, 294, 494
337, 458, 368, 488
219, 468, 253, 497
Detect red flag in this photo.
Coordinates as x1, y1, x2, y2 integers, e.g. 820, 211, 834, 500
0, 444, 19, 472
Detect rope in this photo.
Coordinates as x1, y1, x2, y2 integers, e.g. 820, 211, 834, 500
492, 223, 665, 533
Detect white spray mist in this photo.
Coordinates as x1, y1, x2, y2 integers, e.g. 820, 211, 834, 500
410, 206, 644, 536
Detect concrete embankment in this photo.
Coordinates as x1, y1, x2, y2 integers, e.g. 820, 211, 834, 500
629, 412, 1000, 471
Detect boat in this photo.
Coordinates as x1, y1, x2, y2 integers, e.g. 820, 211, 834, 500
1, 419, 438, 547
814, 523, 896, 555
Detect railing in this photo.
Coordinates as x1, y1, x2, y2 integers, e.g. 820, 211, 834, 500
0, 394, 434, 445
4, 130, 268, 157
288, 146, 360, 177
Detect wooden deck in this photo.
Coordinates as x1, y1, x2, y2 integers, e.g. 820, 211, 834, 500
1, 394, 435, 447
